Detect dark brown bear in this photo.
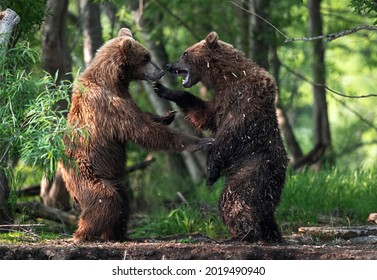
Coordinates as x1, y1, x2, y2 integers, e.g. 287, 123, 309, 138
61, 28, 212, 243
153, 31, 288, 243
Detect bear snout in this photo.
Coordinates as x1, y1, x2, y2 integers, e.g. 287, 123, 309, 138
156, 68, 165, 79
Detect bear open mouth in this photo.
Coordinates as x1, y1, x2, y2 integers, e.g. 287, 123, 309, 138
171, 69, 190, 86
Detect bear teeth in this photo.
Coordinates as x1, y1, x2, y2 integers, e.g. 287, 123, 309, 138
183, 74, 189, 85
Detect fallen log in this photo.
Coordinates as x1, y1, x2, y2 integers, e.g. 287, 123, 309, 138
368, 213, 377, 225
17, 185, 40, 197
298, 225, 377, 240
17, 158, 156, 198
125, 157, 155, 174
16, 202, 77, 227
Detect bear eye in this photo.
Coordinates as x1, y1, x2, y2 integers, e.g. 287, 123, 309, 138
181, 52, 188, 60
142, 55, 150, 63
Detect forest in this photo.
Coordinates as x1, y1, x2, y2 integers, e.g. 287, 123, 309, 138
0, 0, 377, 245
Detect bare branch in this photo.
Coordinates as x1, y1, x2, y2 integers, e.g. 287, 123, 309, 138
281, 63, 377, 133
0, 144, 11, 165
282, 63, 377, 98
0, 223, 44, 228
125, 157, 155, 174
16, 202, 78, 227
285, 25, 377, 43
231, 2, 377, 44
154, 0, 201, 41
336, 141, 377, 158
323, 85, 377, 99
230, 1, 289, 40
329, 94, 377, 132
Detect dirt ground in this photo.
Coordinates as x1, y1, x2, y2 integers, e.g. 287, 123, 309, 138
1, 231, 377, 260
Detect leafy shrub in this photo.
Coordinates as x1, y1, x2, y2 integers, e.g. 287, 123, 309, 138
0, 42, 71, 177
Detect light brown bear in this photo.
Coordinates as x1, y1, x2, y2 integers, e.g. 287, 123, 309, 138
61, 28, 212, 242
153, 32, 288, 243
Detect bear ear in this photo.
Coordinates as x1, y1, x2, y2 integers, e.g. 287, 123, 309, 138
205, 31, 219, 48
118, 28, 133, 38
119, 38, 133, 57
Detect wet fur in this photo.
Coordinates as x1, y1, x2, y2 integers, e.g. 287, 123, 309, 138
61, 29, 210, 242
153, 32, 288, 243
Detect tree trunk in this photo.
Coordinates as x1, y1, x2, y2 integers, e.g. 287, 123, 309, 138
42, 0, 72, 86
79, 0, 103, 67
306, 0, 332, 168
126, 0, 207, 182
309, 0, 330, 146
102, 2, 117, 38
249, 0, 270, 70
138, 38, 207, 182
0, 171, 12, 226
0, 8, 20, 49
271, 45, 303, 162
40, 0, 71, 210
233, 0, 250, 56
40, 165, 70, 211
0, 8, 20, 226
286, 0, 332, 171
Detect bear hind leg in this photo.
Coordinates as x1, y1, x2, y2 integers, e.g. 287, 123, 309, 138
260, 214, 282, 243
73, 183, 130, 243
219, 186, 262, 243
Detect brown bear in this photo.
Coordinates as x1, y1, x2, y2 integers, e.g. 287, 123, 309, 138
60, 28, 212, 243
153, 31, 288, 243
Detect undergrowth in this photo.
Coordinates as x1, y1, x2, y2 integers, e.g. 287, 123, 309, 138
276, 167, 377, 233
129, 166, 377, 239
1, 166, 376, 243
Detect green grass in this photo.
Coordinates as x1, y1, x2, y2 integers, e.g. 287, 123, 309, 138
129, 176, 228, 239
133, 167, 377, 239
276, 168, 377, 233
0, 220, 72, 244
129, 206, 228, 240
2, 166, 376, 243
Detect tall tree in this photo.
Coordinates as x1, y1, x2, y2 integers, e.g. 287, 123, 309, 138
244, 0, 303, 162
308, 0, 331, 149
291, 0, 332, 170
271, 44, 304, 162
42, 0, 72, 85
249, 0, 270, 70
0, 8, 20, 225
125, 0, 207, 182
79, 0, 103, 67
40, 0, 72, 210
233, 0, 250, 56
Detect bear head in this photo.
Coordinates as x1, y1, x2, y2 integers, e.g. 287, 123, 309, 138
87, 28, 164, 86
165, 31, 240, 88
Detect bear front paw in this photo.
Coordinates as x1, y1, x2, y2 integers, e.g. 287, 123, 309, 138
199, 137, 214, 151
152, 82, 169, 99
186, 137, 214, 152
160, 111, 177, 125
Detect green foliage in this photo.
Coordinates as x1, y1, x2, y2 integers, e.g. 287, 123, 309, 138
131, 205, 227, 240
129, 167, 377, 239
1, 0, 377, 243
0, 220, 72, 243
277, 168, 377, 232
0, 0, 47, 45
350, 0, 377, 22
2, 167, 375, 242
0, 42, 71, 176
127, 159, 228, 239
